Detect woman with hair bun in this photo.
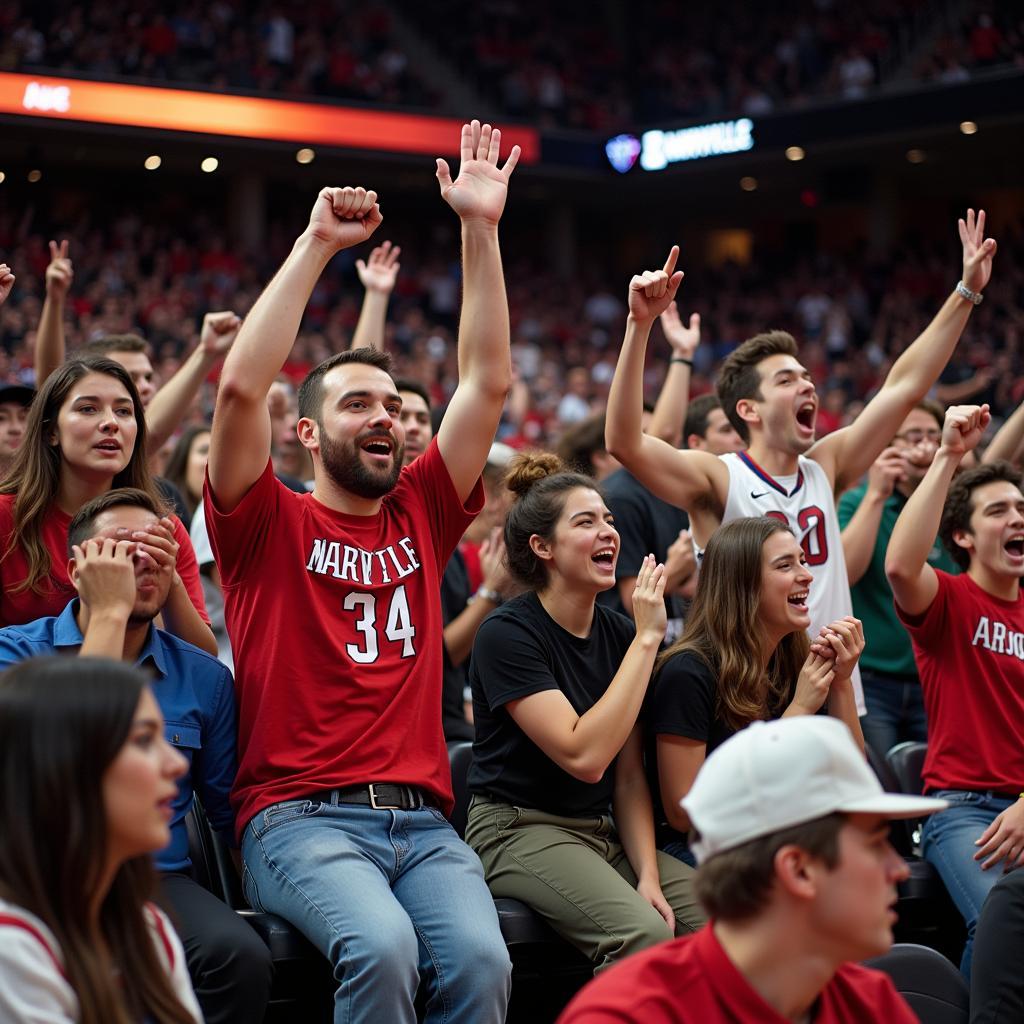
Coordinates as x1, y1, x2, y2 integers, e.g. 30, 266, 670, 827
465, 452, 703, 973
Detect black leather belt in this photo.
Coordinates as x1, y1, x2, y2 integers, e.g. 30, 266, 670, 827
311, 784, 430, 810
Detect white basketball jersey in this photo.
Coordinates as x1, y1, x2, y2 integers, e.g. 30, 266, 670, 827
721, 451, 865, 714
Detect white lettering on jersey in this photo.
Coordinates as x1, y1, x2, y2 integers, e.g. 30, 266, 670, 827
305, 536, 422, 587
971, 615, 1024, 661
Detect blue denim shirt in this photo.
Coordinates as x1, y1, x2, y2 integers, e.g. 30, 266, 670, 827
0, 601, 238, 872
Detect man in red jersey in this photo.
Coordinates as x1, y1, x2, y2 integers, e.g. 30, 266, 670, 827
558, 716, 944, 1023
886, 403, 1024, 978
204, 120, 519, 1024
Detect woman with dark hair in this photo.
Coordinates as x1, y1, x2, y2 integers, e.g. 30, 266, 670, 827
466, 452, 703, 974
0, 357, 214, 653
161, 424, 210, 524
0, 656, 202, 1023
650, 516, 865, 864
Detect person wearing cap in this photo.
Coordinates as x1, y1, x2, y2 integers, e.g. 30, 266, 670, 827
558, 715, 945, 1023
886, 403, 1024, 978
0, 383, 34, 479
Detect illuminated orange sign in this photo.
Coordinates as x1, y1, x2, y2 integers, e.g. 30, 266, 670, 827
1, 73, 540, 162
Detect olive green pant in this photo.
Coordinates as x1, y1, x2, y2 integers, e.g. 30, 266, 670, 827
466, 795, 705, 974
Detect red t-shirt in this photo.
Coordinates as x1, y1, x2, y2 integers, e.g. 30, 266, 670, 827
204, 441, 482, 838
557, 925, 918, 1024
0, 495, 209, 628
897, 570, 1024, 793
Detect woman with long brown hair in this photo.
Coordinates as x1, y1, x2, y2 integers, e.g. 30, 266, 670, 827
650, 516, 865, 865
0, 357, 214, 653
0, 656, 202, 1023
161, 424, 211, 524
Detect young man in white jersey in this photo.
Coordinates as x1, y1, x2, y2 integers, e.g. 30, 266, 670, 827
606, 213, 996, 710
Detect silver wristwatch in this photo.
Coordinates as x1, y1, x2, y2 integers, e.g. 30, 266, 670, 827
955, 280, 983, 305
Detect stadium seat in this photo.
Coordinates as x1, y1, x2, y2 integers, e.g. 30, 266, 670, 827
185, 801, 333, 1022
447, 743, 594, 1017
864, 943, 969, 1024
887, 741, 929, 797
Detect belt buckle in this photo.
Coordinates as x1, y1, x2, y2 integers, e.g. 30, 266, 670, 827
368, 783, 401, 810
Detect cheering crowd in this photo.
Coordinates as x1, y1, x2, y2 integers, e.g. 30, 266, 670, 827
0, 119, 1022, 1024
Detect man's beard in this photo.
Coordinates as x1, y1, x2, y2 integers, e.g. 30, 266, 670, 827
320, 425, 404, 499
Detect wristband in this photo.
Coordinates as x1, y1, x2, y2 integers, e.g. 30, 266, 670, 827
670, 357, 693, 367
955, 280, 983, 305
473, 587, 503, 605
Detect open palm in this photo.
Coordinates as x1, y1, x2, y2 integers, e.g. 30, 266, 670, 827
437, 120, 520, 226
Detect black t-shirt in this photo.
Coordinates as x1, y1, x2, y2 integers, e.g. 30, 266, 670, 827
598, 469, 689, 642
647, 650, 798, 845
440, 547, 474, 743
468, 590, 636, 817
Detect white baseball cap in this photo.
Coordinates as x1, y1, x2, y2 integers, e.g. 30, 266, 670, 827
682, 717, 948, 864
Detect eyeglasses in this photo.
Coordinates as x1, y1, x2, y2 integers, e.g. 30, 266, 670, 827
893, 429, 941, 444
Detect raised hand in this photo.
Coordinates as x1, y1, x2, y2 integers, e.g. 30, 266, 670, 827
436, 120, 520, 226
356, 240, 401, 295
631, 554, 668, 644
866, 447, 906, 500
628, 246, 685, 325
941, 404, 991, 457
72, 537, 138, 619
0, 263, 13, 306
45, 239, 73, 298
660, 301, 700, 360
664, 529, 696, 592
789, 649, 836, 715
307, 186, 383, 253
201, 310, 242, 357
960, 208, 997, 294
813, 617, 865, 684
479, 527, 513, 597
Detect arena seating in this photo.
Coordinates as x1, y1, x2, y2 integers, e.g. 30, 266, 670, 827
865, 943, 969, 1023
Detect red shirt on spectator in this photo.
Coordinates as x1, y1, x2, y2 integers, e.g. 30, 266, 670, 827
557, 925, 918, 1023
204, 441, 481, 839
897, 570, 1024, 793
0, 495, 209, 628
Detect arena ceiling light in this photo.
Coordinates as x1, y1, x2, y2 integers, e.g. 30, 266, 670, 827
740, 176, 758, 191
144, 154, 162, 170
906, 149, 926, 164
27, 169, 42, 182
785, 146, 805, 161
201, 156, 219, 173
0, 172, 5, 184
960, 121, 978, 135
295, 147, 315, 164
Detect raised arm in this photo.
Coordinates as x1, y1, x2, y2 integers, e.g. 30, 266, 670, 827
433, 121, 520, 503
838, 448, 905, 584
648, 302, 700, 447
983, 394, 1024, 466
505, 557, 665, 782
350, 241, 401, 352
605, 247, 727, 516
146, 311, 241, 451
886, 405, 989, 615
813, 210, 996, 493
209, 186, 381, 511
34, 240, 72, 386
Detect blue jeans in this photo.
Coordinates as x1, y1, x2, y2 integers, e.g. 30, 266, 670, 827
859, 669, 928, 758
242, 797, 511, 1024
921, 790, 1017, 979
